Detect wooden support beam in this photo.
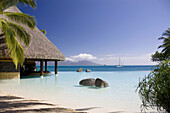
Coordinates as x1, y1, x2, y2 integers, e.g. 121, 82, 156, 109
40, 60, 44, 76
55, 60, 58, 75
45, 60, 47, 72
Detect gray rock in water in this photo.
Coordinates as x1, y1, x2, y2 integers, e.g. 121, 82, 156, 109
86, 70, 91, 72
77, 68, 82, 72
79, 78, 95, 86
95, 78, 109, 87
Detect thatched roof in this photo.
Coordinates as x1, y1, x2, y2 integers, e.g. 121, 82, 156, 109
0, 6, 65, 61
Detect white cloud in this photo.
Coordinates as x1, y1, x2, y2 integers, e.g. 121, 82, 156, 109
66, 53, 158, 65
65, 57, 75, 62
66, 53, 97, 62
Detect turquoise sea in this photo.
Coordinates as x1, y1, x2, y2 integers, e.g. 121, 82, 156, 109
37, 65, 156, 72
0, 65, 157, 113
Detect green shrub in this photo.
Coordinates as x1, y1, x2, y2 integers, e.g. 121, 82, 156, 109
137, 60, 170, 112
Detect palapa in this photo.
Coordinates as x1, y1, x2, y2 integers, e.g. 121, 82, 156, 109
0, 6, 65, 61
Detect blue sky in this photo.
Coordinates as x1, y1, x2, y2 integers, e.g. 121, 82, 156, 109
20, 0, 170, 65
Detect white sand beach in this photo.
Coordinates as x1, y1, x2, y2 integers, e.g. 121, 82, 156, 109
0, 91, 87, 113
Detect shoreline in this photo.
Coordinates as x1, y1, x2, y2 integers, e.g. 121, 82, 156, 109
0, 71, 162, 113
0, 91, 87, 113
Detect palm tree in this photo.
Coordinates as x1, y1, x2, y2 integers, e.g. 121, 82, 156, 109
158, 28, 170, 56
40, 29, 47, 35
0, 0, 36, 68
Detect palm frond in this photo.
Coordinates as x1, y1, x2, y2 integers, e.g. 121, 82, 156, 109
0, 17, 2, 28
158, 45, 163, 49
5, 20, 31, 46
162, 46, 170, 56
0, 0, 36, 68
4, 12, 36, 29
1, 19, 25, 68
158, 37, 165, 40
40, 29, 47, 35
162, 32, 170, 37
0, 0, 36, 12
10, 39, 25, 68
158, 43, 169, 48
158, 29, 170, 56
162, 29, 170, 36
18, 0, 36, 8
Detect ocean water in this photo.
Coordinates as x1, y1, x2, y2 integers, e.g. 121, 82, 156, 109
0, 66, 157, 113
37, 65, 156, 72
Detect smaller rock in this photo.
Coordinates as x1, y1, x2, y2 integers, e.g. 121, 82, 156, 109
77, 68, 82, 72
95, 78, 109, 87
86, 70, 91, 72
79, 78, 95, 86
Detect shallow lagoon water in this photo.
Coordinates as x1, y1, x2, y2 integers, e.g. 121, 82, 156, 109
0, 70, 157, 113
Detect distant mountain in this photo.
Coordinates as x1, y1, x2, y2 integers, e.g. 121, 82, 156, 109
36, 60, 101, 66
58, 60, 101, 66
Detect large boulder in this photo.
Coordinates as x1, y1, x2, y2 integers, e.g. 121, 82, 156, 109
95, 78, 109, 87
77, 68, 82, 72
79, 78, 95, 86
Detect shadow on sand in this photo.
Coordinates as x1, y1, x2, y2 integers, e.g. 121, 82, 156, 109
75, 107, 100, 111
74, 85, 108, 89
0, 96, 23, 100
0, 95, 86, 113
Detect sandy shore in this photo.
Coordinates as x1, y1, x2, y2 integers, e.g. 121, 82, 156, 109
0, 91, 87, 113
0, 91, 167, 113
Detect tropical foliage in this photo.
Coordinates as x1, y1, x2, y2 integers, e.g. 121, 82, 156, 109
152, 28, 170, 62
0, 0, 36, 68
158, 37, 170, 56
137, 28, 170, 113
40, 29, 47, 35
151, 51, 169, 62
137, 60, 170, 112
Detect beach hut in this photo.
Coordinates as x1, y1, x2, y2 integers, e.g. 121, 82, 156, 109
0, 6, 65, 79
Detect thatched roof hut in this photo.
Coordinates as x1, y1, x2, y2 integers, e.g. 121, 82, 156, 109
0, 6, 65, 79
0, 6, 65, 61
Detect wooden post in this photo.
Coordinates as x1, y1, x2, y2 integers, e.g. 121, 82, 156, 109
40, 60, 44, 76
45, 60, 47, 72
55, 60, 58, 75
